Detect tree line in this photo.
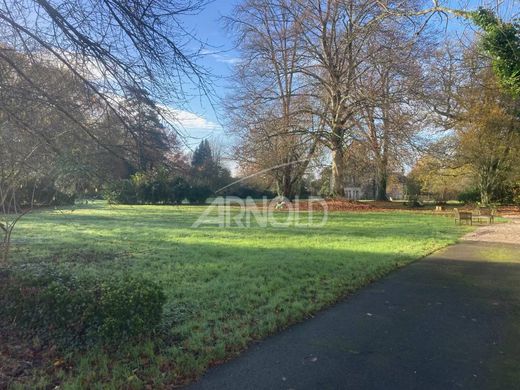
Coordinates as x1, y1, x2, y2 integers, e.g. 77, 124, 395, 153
225, 0, 519, 203
0, 0, 518, 211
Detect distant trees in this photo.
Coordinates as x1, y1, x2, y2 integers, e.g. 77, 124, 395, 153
454, 66, 520, 204
104, 139, 233, 205
0, 49, 233, 213
410, 41, 520, 205
0, 50, 186, 199
408, 154, 473, 203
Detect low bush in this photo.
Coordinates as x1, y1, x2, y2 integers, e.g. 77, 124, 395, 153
96, 277, 166, 341
223, 183, 276, 199
458, 188, 480, 204
104, 179, 137, 204
187, 185, 212, 204
0, 265, 166, 345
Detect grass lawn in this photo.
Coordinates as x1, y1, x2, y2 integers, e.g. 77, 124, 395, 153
8, 202, 472, 388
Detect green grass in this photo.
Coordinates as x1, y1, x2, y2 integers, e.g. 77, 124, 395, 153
9, 202, 472, 388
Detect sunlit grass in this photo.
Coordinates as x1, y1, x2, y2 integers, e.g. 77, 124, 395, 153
10, 201, 472, 387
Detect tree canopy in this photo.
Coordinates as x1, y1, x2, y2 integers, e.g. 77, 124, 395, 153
470, 8, 520, 98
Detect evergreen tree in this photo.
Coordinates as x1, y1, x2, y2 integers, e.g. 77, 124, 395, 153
190, 140, 231, 192
191, 140, 214, 170
124, 86, 172, 172
470, 8, 520, 99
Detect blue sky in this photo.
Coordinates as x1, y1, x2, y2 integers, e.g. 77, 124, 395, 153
176, 1, 239, 150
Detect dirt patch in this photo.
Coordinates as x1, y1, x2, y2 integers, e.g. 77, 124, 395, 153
0, 327, 60, 389
463, 216, 520, 245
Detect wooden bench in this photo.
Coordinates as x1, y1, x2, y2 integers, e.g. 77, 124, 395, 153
473, 207, 495, 224
454, 208, 473, 225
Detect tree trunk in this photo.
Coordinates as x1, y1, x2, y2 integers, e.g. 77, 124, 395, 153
479, 176, 493, 206
280, 175, 296, 201
330, 143, 345, 197
480, 187, 491, 206
277, 169, 297, 201
478, 165, 497, 206
375, 168, 388, 201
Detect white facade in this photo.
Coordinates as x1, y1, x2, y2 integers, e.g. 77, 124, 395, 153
344, 187, 362, 200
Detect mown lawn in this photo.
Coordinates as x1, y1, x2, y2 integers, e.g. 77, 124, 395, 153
9, 202, 472, 388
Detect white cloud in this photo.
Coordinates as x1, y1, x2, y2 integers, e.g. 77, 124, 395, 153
172, 110, 221, 130
201, 49, 240, 65
158, 105, 221, 131
210, 53, 240, 65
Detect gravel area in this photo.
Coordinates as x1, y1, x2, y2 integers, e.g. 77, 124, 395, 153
463, 216, 520, 245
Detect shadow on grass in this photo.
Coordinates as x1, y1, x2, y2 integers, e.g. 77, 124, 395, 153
2, 205, 477, 387
5, 240, 520, 389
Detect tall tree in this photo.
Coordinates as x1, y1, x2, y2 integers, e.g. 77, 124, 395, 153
122, 86, 177, 172
225, 0, 321, 199
455, 65, 520, 205
353, 16, 431, 200
191, 140, 214, 170
289, 0, 428, 196
190, 139, 231, 191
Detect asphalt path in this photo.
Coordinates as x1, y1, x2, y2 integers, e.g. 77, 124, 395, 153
189, 240, 520, 390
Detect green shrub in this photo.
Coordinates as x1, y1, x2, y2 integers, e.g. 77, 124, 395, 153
493, 181, 520, 205
97, 277, 166, 340
104, 174, 198, 205
104, 179, 137, 204
0, 265, 166, 345
169, 176, 190, 204
187, 185, 212, 204
458, 188, 480, 204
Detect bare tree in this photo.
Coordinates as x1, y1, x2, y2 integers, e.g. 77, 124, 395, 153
289, 0, 433, 196
226, 0, 465, 198
0, 0, 210, 153
225, 0, 322, 199
353, 15, 433, 200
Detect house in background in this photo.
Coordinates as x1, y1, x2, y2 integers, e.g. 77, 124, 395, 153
344, 186, 363, 200
342, 172, 407, 201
